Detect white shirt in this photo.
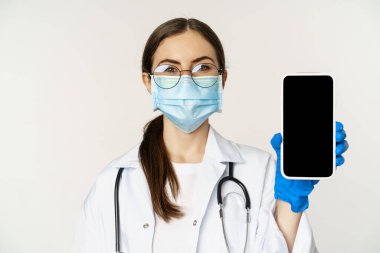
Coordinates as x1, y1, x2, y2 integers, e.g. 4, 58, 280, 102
153, 161, 203, 253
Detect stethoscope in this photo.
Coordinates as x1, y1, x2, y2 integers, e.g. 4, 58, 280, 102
114, 162, 251, 253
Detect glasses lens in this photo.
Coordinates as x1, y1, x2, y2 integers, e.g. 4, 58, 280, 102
192, 63, 219, 87
153, 64, 180, 89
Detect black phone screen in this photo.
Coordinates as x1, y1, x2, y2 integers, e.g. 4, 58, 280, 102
283, 75, 334, 178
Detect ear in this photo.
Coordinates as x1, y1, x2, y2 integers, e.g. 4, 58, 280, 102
142, 72, 152, 94
222, 69, 228, 89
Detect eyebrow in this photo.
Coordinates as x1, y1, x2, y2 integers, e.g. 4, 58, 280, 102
156, 56, 216, 67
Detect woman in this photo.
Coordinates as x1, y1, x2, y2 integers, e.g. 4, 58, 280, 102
72, 18, 349, 253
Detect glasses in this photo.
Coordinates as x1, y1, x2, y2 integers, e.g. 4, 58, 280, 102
149, 63, 224, 89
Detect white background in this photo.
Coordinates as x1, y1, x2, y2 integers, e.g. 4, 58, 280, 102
0, 0, 379, 252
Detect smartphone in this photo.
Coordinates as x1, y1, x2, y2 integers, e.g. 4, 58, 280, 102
281, 73, 335, 180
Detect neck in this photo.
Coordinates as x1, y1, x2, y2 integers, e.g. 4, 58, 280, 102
163, 116, 209, 163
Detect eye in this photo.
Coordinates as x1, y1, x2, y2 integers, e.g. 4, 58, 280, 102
193, 63, 212, 73
200, 64, 211, 71
164, 66, 177, 72
163, 65, 179, 73
154, 64, 179, 74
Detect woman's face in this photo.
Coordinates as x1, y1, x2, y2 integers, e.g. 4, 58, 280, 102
142, 29, 227, 93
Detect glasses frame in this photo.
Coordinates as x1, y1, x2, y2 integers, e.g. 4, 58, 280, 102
149, 62, 224, 89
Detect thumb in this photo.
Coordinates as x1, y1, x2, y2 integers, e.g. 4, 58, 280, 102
270, 132, 282, 153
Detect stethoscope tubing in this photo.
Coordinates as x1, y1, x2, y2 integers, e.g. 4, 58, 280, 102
114, 167, 125, 253
114, 162, 252, 253
217, 162, 251, 209
217, 162, 251, 253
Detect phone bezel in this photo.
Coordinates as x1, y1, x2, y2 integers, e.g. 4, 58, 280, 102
280, 72, 336, 180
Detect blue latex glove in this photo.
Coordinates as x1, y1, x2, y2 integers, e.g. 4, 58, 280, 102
270, 121, 349, 213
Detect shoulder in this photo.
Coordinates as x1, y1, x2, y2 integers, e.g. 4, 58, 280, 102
81, 143, 142, 212
91, 143, 141, 192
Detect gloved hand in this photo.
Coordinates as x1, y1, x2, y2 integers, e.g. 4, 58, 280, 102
270, 121, 349, 213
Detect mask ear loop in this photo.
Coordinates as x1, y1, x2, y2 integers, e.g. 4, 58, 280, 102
150, 75, 159, 112
218, 75, 223, 112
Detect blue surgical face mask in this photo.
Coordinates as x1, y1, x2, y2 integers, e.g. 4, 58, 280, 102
151, 75, 223, 133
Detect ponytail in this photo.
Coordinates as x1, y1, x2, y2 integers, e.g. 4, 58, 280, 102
138, 114, 185, 222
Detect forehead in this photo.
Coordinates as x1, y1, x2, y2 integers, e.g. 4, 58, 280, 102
152, 29, 218, 68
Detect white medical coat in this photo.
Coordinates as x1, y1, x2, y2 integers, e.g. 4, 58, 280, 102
72, 125, 319, 253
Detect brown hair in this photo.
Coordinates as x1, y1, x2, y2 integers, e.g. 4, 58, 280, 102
138, 18, 226, 223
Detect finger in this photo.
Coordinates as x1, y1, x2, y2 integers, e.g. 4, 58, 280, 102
336, 155, 345, 166
336, 121, 344, 131
336, 140, 349, 155
336, 129, 347, 142
270, 132, 282, 151
311, 179, 319, 185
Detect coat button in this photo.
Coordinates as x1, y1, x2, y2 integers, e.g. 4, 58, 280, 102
143, 223, 149, 229
193, 220, 197, 226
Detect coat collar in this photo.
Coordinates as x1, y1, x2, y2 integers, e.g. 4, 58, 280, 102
113, 124, 245, 169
